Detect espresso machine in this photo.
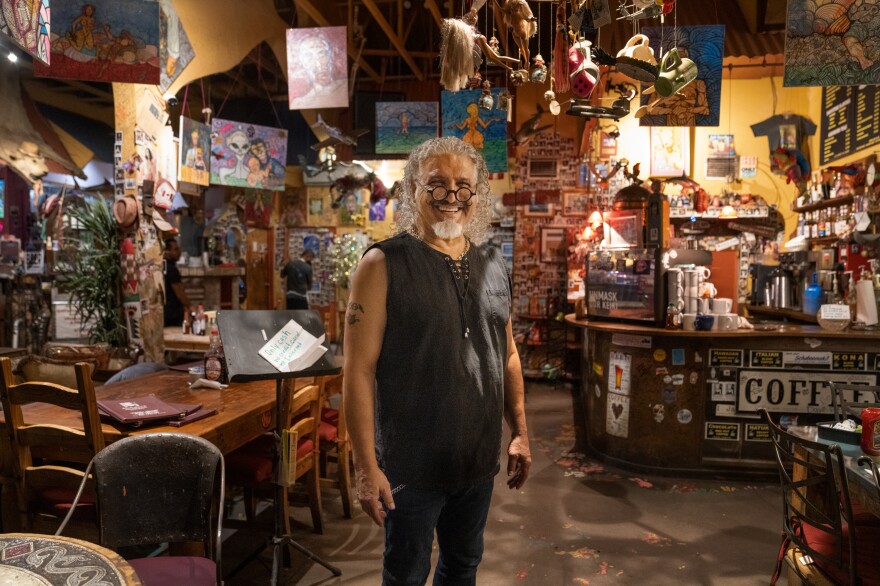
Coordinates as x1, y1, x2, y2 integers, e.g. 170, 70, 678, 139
751, 252, 817, 310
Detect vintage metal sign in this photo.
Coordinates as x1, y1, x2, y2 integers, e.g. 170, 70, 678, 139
737, 370, 877, 414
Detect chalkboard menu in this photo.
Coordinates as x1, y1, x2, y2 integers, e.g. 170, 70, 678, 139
821, 85, 880, 165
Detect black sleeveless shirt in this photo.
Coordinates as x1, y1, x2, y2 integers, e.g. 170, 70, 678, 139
369, 233, 510, 490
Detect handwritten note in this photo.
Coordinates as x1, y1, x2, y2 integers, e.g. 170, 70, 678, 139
258, 319, 326, 373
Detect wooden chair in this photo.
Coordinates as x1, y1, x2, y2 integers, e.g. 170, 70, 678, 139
0, 356, 104, 537
225, 381, 324, 535
317, 373, 353, 518
57, 432, 224, 586
761, 409, 880, 585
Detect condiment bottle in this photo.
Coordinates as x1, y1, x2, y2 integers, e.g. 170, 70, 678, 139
204, 329, 223, 382
665, 303, 681, 329
860, 408, 880, 462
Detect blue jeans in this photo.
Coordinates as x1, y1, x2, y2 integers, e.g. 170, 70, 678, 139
382, 477, 494, 586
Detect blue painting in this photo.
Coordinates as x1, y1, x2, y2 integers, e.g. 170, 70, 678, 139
33, 0, 160, 84
441, 89, 508, 173
376, 102, 438, 154
640, 25, 725, 127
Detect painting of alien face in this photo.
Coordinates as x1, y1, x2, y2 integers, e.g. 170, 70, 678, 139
210, 118, 288, 191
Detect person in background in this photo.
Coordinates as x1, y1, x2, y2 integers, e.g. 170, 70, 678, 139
163, 238, 192, 328
343, 136, 530, 585
281, 249, 314, 310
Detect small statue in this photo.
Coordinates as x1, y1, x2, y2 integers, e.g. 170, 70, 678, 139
530, 53, 547, 83
478, 80, 494, 110
497, 89, 513, 111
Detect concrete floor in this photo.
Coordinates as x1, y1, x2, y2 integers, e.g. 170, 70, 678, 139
221, 381, 787, 585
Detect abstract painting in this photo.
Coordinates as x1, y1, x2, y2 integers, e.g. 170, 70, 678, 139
210, 118, 288, 192
376, 102, 438, 154
441, 89, 508, 173
784, 0, 880, 86
641, 25, 725, 127
33, 0, 159, 84
1, 0, 50, 64
178, 116, 210, 186
287, 26, 348, 110
158, 0, 194, 92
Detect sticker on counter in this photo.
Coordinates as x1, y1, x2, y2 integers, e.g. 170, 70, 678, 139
672, 374, 685, 386
832, 353, 866, 371
737, 370, 877, 414
783, 351, 831, 369
710, 349, 743, 368
711, 381, 736, 402
652, 403, 665, 423
689, 371, 699, 385
676, 409, 693, 424
705, 422, 740, 441
662, 386, 677, 404
593, 363, 603, 377
671, 349, 685, 366
745, 423, 771, 442
594, 384, 601, 398
715, 404, 737, 417
750, 351, 782, 368
606, 392, 630, 439
663, 375, 673, 384
608, 352, 632, 396
612, 333, 652, 348
656, 367, 668, 375
695, 352, 702, 363
653, 349, 667, 362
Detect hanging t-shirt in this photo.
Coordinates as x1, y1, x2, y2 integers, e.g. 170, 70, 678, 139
751, 114, 816, 154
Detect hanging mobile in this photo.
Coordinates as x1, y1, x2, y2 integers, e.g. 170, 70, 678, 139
530, 53, 548, 83
478, 80, 494, 110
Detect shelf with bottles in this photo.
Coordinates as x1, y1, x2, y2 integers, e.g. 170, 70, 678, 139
791, 194, 855, 214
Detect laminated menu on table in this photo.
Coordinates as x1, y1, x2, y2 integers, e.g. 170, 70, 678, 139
98, 396, 201, 427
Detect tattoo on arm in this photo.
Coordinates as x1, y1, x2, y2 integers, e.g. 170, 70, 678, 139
347, 302, 365, 326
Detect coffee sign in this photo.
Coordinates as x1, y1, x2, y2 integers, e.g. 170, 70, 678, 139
737, 370, 876, 414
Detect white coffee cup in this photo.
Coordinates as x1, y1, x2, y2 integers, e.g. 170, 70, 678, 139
717, 313, 739, 331
682, 313, 697, 331
698, 298, 711, 314
699, 282, 717, 298
712, 298, 733, 314
695, 266, 712, 279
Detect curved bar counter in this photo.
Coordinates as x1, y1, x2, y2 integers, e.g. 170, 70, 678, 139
565, 316, 880, 477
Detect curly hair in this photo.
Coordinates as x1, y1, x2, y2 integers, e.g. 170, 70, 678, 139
396, 136, 493, 244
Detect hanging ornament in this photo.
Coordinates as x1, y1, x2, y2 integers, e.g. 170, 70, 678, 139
543, 89, 556, 103
478, 80, 494, 110
530, 53, 548, 83
544, 88, 561, 115
498, 89, 513, 111
509, 68, 528, 86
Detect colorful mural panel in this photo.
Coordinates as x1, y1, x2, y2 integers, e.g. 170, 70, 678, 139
640, 25, 725, 127
178, 116, 210, 186
210, 118, 288, 192
376, 102, 439, 154
0, 0, 50, 64
158, 0, 194, 92
441, 89, 508, 173
286, 26, 348, 110
33, 0, 159, 84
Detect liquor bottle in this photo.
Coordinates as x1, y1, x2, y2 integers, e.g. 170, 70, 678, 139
217, 332, 228, 384
665, 303, 681, 329
194, 304, 206, 336
817, 210, 826, 238
204, 329, 223, 382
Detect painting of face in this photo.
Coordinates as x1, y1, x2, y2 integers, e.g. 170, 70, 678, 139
286, 26, 348, 110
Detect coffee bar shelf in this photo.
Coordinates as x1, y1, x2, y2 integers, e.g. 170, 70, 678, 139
744, 304, 818, 324
791, 194, 855, 214
805, 235, 842, 246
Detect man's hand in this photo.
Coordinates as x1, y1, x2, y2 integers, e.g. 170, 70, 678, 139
506, 434, 531, 490
355, 465, 394, 526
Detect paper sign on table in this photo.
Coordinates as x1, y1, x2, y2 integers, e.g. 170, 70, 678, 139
258, 319, 327, 373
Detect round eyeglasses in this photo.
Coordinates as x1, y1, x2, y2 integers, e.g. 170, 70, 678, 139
419, 183, 476, 203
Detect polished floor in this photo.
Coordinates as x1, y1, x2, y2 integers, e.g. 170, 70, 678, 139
221, 381, 786, 585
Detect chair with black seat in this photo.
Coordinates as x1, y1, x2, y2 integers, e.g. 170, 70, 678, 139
316, 373, 353, 518
761, 408, 880, 585
0, 356, 104, 537
225, 381, 324, 536
57, 432, 224, 586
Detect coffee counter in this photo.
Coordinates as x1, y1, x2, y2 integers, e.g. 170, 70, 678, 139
565, 316, 880, 477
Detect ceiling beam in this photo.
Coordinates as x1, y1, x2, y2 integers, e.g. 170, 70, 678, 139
361, 48, 435, 58
361, 0, 423, 80
293, 0, 383, 84
424, 0, 443, 29
51, 79, 113, 103
21, 80, 114, 126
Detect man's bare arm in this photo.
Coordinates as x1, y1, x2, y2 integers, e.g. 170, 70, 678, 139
503, 318, 530, 489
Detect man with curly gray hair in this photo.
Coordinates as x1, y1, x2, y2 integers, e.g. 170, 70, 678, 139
343, 136, 530, 585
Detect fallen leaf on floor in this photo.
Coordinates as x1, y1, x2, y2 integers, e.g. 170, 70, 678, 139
678, 564, 687, 570
556, 547, 599, 559
563, 523, 574, 529
579, 464, 604, 474
557, 457, 577, 467
642, 532, 672, 546
573, 579, 590, 585
720, 486, 736, 492
599, 561, 608, 574
630, 477, 653, 488
516, 568, 528, 579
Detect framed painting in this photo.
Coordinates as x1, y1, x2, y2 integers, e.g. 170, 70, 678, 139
178, 117, 210, 186
562, 191, 590, 217
287, 26, 348, 110
1, 0, 50, 64
650, 127, 690, 177
158, 0, 194, 92
523, 202, 554, 218
210, 118, 288, 191
604, 212, 642, 249
540, 226, 567, 263
33, 0, 160, 83
441, 89, 508, 173
376, 102, 438, 154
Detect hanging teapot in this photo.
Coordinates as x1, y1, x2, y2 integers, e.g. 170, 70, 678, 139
654, 47, 698, 98
568, 40, 599, 98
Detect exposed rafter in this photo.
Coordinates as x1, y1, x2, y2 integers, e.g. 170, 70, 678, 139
424, 0, 443, 28
22, 80, 114, 126
360, 0, 424, 80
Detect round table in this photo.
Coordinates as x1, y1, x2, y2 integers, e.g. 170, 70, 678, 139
0, 533, 142, 585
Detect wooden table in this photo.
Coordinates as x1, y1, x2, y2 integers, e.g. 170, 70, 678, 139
0, 532, 142, 584
0, 348, 28, 358
163, 327, 212, 352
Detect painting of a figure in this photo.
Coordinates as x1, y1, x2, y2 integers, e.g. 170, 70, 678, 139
287, 27, 348, 110
158, 0, 193, 92
210, 118, 288, 192
376, 102, 438, 154
784, 0, 880, 86
650, 127, 690, 177
641, 25, 725, 127
0, 0, 50, 64
178, 117, 210, 186
441, 89, 508, 173
33, 0, 159, 83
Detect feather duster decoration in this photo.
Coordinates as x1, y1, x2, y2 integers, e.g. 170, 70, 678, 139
553, 1, 570, 94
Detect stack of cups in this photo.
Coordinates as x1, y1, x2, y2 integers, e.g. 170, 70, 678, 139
667, 268, 685, 313
683, 267, 711, 314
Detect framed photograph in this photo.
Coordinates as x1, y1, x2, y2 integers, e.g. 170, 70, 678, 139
650, 127, 690, 177
604, 212, 642, 249
599, 131, 618, 158
540, 226, 567, 263
528, 159, 558, 179
562, 191, 590, 217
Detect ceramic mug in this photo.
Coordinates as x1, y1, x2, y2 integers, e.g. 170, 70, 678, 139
682, 313, 697, 331
654, 48, 698, 98
615, 34, 656, 65
698, 298, 711, 314
699, 282, 717, 299
712, 298, 733, 314
694, 314, 715, 331
716, 313, 739, 331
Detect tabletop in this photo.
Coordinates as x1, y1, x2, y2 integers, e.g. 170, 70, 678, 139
163, 327, 212, 352
0, 532, 142, 585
